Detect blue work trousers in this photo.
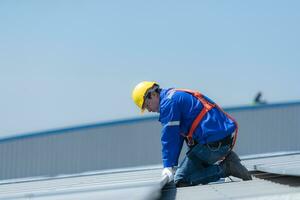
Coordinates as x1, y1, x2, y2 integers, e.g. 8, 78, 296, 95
174, 142, 231, 186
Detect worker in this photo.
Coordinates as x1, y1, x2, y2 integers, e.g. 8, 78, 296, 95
253, 91, 267, 105
132, 81, 252, 187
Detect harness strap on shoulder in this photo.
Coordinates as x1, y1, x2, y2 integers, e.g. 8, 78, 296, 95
175, 89, 214, 146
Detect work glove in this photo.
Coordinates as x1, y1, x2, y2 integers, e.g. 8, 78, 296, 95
161, 167, 174, 183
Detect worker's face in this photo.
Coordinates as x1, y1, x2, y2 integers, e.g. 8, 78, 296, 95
143, 92, 160, 113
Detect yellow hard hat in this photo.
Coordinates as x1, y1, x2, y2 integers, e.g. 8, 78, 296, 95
132, 81, 158, 112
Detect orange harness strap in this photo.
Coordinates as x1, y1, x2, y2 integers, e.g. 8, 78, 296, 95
175, 89, 238, 149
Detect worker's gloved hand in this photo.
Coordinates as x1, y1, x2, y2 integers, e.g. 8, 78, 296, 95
161, 167, 174, 183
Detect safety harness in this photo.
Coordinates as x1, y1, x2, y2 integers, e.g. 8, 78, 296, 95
175, 89, 238, 149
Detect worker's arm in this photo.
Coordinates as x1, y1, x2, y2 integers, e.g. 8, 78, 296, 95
161, 124, 184, 168
160, 99, 184, 168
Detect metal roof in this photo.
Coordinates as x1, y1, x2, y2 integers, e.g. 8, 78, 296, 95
0, 166, 162, 200
1, 152, 300, 200
242, 151, 300, 176
162, 178, 300, 200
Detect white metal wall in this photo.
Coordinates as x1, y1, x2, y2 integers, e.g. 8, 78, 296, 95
0, 102, 299, 180
231, 104, 300, 155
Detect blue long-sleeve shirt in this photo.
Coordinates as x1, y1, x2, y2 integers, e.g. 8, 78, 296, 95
159, 88, 236, 168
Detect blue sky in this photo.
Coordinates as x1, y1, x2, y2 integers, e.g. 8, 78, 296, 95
0, 0, 299, 136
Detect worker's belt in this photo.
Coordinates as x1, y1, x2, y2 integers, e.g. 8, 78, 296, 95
206, 134, 233, 148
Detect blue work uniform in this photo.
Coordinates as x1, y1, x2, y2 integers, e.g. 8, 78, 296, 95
159, 88, 236, 168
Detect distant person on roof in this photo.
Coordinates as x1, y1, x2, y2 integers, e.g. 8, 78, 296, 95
253, 91, 267, 105
131, 81, 252, 187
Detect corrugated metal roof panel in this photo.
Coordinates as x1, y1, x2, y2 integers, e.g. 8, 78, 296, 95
0, 168, 162, 200
1, 152, 300, 200
242, 152, 300, 176
165, 179, 300, 200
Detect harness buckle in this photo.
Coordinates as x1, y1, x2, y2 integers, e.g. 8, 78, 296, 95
187, 137, 195, 146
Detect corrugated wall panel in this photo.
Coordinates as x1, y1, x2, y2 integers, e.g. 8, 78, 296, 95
0, 120, 162, 180
0, 102, 299, 180
230, 104, 300, 155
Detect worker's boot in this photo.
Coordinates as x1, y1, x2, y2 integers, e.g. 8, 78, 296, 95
222, 151, 252, 181
175, 181, 190, 188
